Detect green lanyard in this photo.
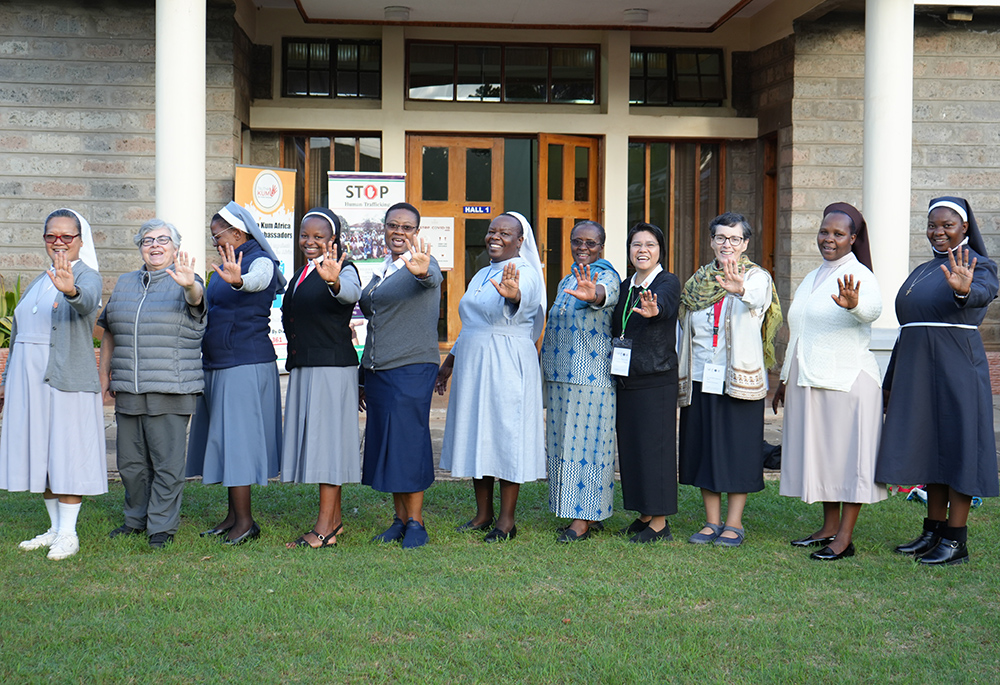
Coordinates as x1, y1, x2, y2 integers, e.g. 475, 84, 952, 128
620, 285, 642, 338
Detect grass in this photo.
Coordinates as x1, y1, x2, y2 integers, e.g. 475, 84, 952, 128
1, 480, 998, 684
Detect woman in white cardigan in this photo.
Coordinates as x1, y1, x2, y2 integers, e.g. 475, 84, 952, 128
773, 202, 887, 561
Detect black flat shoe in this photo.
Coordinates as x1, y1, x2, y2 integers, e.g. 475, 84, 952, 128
618, 518, 649, 537
810, 543, 855, 561
200, 525, 233, 538
629, 523, 672, 544
108, 524, 145, 539
790, 534, 835, 548
484, 525, 517, 543
917, 537, 968, 566
222, 521, 261, 546
456, 517, 495, 532
556, 521, 604, 535
556, 528, 591, 543
895, 530, 941, 556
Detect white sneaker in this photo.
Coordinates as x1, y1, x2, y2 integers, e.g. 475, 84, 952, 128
19, 529, 58, 551
47, 534, 80, 560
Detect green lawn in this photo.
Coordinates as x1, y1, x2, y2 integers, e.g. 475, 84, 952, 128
1, 480, 997, 684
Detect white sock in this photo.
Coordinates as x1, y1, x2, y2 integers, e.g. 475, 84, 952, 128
56, 501, 82, 537
44, 497, 60, 533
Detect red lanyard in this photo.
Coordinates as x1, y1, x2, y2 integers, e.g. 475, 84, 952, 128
712, 299, 723, 348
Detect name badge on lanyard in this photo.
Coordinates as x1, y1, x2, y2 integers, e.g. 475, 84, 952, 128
702, 299, 726, 395
611, 338, 632, 376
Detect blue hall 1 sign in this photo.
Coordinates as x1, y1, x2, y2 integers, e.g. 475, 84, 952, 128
463, 205, 491, 214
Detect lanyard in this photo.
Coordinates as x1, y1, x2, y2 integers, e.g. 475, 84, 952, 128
712, 299, 724, 348
620, 285, 642, 337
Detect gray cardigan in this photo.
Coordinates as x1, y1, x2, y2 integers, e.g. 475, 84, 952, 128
3, 261, 102, 392
98, 267, 207, 395
359, 256, 443, 371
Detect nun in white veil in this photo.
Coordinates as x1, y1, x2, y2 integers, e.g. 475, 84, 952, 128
436, 211, 546, 542
0, 208, 107, 561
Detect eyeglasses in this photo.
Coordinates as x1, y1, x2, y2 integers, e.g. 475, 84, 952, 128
570, 238, 603, 249
140, 235, 173, 247
43, 234, 79, 245
712, 235, 745, 246
385, 222, 418, 233
211, 226, 239, 245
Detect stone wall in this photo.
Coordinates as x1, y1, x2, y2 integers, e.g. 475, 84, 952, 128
0, 0, 241, 301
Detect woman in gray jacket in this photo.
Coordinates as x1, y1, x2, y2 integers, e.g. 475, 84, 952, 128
0, 208, 106, 561
98, 218, 207, 549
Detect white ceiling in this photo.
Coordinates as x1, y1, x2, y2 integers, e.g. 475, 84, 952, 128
255, 0, 782, 31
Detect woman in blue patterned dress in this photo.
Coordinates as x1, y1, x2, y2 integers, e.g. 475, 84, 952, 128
541, 221, 620, 542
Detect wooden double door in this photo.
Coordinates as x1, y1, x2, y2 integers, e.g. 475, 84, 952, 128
407, 133, 600, 344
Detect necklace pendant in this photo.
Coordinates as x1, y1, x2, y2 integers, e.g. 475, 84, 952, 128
905, 288, 911, 296
32, 305, 38, 314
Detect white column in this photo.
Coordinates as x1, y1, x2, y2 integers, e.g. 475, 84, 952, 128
381, 26, 406, 173
603, 31, 631, 270
863, 0, 913, 369
156, 0, 207, 265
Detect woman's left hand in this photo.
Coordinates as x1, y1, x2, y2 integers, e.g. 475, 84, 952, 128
633, 289, 659, 318
315, 242, 347, 285
166, 250, 197, 289
491, 262, 521, 303
831, 274, 861, 309
941, 246, 976, 296
47, 251, 77, 296
213, 243, 244, 287
714, 258, 745, 296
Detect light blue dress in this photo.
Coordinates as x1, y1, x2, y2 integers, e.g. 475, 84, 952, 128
541, 267, 620, 520
440, 258, 546, 483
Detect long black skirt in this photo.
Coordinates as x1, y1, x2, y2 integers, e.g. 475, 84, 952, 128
615, 376, 678, 516
678, 381, 765, 493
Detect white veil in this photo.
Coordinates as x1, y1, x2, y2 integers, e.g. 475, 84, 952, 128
507, 211, 546, 341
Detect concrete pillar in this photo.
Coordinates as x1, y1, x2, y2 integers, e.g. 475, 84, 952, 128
381, 25, 406, 173
603, 31, 631, 270
863, 0, 913, 367
156, 0, 207, 265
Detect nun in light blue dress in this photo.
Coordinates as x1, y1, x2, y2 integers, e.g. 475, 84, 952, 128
438, 211, 546, 541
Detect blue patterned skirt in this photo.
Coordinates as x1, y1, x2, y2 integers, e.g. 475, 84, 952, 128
545, 381, 617, 520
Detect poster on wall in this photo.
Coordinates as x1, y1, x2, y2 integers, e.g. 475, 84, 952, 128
418, 217, 454, 271
328, 172, 407, 357
234, 164, 296, 367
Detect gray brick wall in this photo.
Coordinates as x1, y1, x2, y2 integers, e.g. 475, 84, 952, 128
0, 0, 241, 302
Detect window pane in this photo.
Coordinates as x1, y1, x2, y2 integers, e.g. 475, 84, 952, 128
574, 146, 589, 202
310, 42, 329, 65
546, 217, 563, 304
673, 142, 697, 283
551, 47, 595, 103
630, 77, 645, 105
286, 69, 308, 96
287, 42, 309, 69
309, 70, 330, 96
504, 46, 547, 102
333, 137, 356, 171
649, 143, 670, 233
465, 148, 492, 202
647, 52, 669, 77
309, 137, 331, 208
629, 51, 644, 77
409, 43, 455, 100
647, 78, 671, 105
627, 142, 646, 226
675, 76, 701, 101
457, 46, 501, 102
422, 147, 449, 201
699, 144, 720, 267
547, 143, 563, 201
359, 44, 380, 72
358, 72, 380, 99
337, 71, 358, 97
465, 218, 491, 287
336, 43, 357, 69
358, 137, 381, 172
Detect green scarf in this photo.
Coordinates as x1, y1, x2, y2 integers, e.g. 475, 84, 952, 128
679, 256, 783, 370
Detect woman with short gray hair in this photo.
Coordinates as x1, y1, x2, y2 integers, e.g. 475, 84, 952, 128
98, 217, 206, 549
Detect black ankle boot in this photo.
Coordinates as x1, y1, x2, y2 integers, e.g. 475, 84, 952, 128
894, 518, 944, 556
917, 526, 968, 566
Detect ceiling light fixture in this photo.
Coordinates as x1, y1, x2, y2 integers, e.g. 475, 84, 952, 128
623, 8, 649, 23
384, 6, 411, 21
946, 7, 973, 21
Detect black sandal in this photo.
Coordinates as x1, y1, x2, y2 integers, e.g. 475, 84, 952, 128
289, 523, 343, 549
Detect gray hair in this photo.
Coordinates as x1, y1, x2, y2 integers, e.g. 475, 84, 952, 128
133, 218, 181, 249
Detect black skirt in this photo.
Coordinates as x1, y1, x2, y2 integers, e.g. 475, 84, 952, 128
678, 381, 765, 493
615, 374, 678, 516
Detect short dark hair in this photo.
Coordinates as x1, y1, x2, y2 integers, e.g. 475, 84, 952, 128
44, 208, 81, 233
210, 212, 230, 228
824, 210, 858, 235
496, 213, 524, 238
626, 222, 666, 266
709, 212, 752, 241
385, 202, 421, 227
571, 220, 606, 244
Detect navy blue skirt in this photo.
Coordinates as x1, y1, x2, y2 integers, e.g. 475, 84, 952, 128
361, 363, 437, 493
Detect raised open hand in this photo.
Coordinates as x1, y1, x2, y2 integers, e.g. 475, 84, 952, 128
46, 251, 77, 296
941, 246, 976, 296
714, 258, 745, 296
831, 274, 861, 310
315, 242, 347, 285
401, 236, 432, 278
166, 250, 197, 289
491, 261, 521, 303
213, 243, 244, 286
564, 263, 600, 304
632, 288, 659, 318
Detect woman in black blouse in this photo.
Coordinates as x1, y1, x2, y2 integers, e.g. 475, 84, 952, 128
611, 223, 681, 543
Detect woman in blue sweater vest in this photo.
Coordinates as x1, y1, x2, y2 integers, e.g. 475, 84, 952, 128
187, 202, 288, 546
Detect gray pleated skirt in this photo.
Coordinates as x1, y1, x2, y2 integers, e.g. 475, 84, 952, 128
281, 366, 361, 485
186, 361, 282, 487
